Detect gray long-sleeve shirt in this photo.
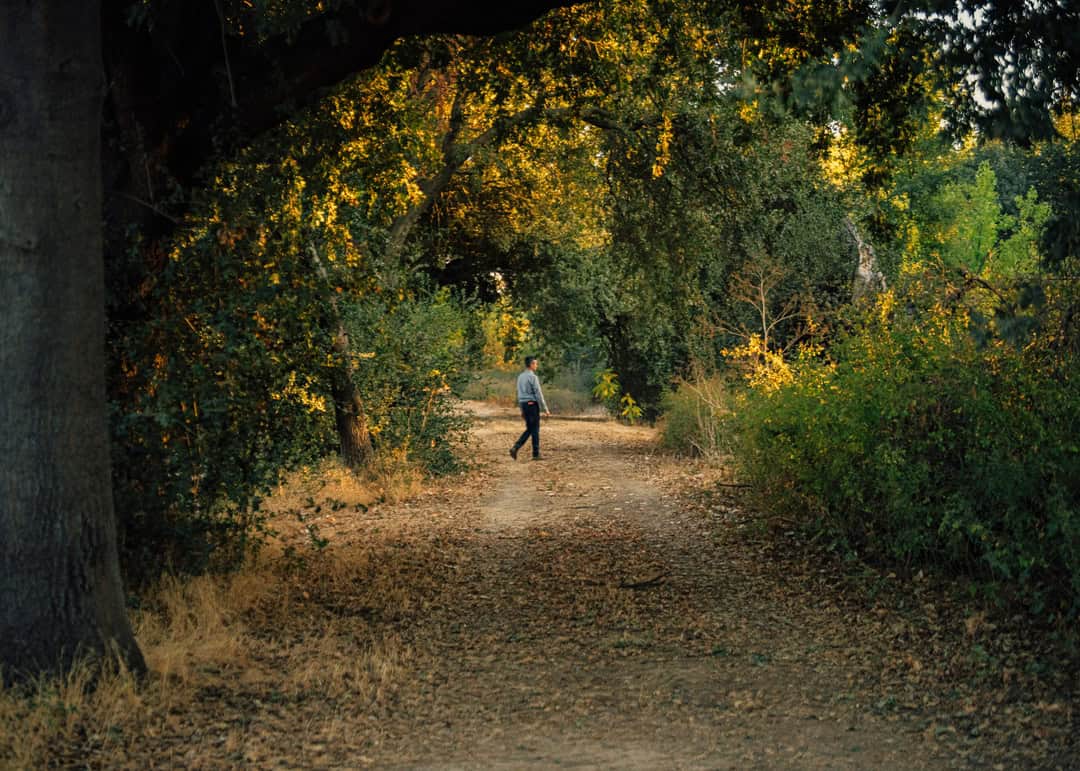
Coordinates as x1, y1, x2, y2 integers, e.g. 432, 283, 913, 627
516, 369, 548, 413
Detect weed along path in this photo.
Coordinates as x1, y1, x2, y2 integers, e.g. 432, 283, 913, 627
333, 403, 951, 769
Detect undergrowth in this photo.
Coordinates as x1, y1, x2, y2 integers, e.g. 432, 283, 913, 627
659, 372, 733, 459
684, 283, 1080, 621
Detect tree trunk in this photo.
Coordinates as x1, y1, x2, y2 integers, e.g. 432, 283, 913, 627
845, 216, 887, 303
0, 2, 144, 680
332, 372, 375, 470
309, 246, 373, 469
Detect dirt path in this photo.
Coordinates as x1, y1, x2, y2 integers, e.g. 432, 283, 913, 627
346, 405, 953, 769
9, 404, 1076, 768
99, 402, 1069, 770
120, 401, 1071, 770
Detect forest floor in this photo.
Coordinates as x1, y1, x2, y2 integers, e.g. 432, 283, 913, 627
6, 402, 1077, 769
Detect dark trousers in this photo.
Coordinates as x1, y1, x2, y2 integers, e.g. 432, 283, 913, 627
514, 401, 541, 457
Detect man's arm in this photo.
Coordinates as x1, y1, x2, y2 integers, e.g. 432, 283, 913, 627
534, 373, 550, 415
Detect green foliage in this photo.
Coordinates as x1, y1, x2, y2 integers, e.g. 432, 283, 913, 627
344, 288, 478, 475
929, 162, 1005, 274
1027, 139, 1080, 269
598, 107, 853, 410
618, 393, 643, 425
888, 142, 1070, 278
109, 249, 335, 580
590, 368, 643, 423
509, 91, 855, 419
105, 56, 484, 579
926, 0, 1080, 142
104, 0, 1080, 602
903, 161, 1051, 277
476, 298, 531, 368
730, 283, 1080, 615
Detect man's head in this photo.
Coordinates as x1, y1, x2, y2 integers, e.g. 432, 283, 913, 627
524, 356, 538, 371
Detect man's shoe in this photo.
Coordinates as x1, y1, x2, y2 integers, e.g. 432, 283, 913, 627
531, 454, 543, 461
509, 446, 518, 460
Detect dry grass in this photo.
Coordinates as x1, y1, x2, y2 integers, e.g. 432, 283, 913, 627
658, 373, 736, 462
265, 451, 423, 519
263, 457, 379, 517
134, 573, 257, 700
0, 658, 144, 768
364, 449, 425, 503
0, 461, 444, 769
281, 623, 407, 703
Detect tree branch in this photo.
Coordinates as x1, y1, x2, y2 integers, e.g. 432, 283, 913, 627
387, 94, 552, 266
102, 0, 594, 206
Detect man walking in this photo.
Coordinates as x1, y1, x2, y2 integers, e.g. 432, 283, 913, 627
510, 356, 550, 461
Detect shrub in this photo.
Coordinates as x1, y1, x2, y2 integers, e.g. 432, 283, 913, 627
345, 288, 477, 476
730, 287, 1080, 615
109, 257, 336, 582
591, 369, 647, 423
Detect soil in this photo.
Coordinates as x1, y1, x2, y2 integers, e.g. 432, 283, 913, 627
369, 404, 941, 769
76, 402, 1075, 769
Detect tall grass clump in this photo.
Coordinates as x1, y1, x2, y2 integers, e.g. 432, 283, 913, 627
0, 660, 144, 768
659, 371, 733, 459
729, 283, 1080, 616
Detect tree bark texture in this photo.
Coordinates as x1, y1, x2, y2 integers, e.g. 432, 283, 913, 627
0, 1, 145, 679
309, 246, 374, 469
332, 374, 375, 470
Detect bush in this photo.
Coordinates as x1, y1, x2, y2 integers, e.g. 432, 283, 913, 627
659, 374, 733, 458
730, 288, 1080, 615
109, 260, 336, 582
345, 288, 477, 475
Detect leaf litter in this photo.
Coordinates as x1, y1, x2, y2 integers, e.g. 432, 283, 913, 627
6, 402, 1077, 768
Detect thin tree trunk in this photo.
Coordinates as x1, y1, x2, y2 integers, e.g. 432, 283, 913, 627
332, 372, 374, 470
309, 246, 373, 469
0, 1, 144, 680
845, 216, 887, 302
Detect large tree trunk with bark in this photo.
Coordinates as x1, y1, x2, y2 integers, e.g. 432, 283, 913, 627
0, 1, 145, 680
